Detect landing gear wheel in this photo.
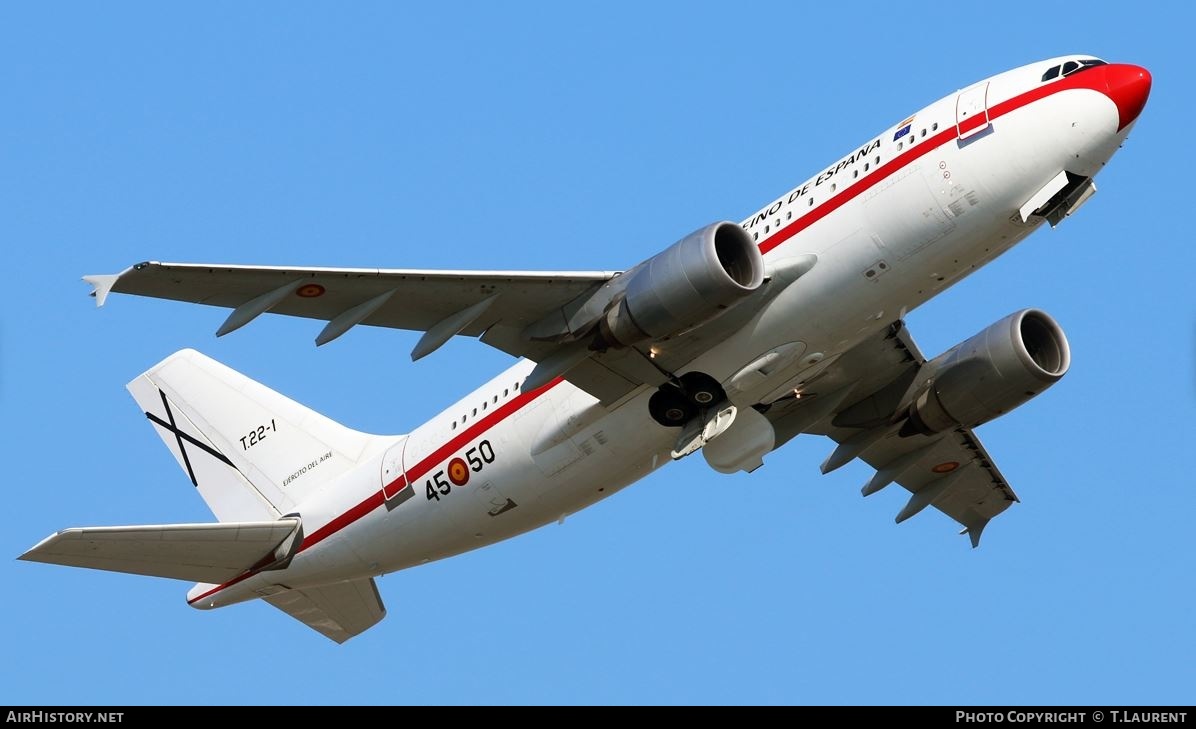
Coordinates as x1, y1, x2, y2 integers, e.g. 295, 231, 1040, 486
649, 386, 698, 427
678, 372, 725, 408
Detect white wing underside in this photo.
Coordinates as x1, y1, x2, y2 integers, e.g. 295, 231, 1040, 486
762, 323, 1018, 545
87, 261, 616, 339
84, 260, 771, 405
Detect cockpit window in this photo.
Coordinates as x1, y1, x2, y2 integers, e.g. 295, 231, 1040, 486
1070, 59, 1106, 74
1041, 58, 1107, 83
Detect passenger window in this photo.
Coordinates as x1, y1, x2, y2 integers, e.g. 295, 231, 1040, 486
1042, 65, 1061, 82
931, 122, 938, 131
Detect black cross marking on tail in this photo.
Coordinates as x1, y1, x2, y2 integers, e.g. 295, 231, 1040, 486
145, 389, 234, 487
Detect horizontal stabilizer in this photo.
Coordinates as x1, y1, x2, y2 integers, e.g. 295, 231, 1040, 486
264, 578, 386, 644
19, 518, 300, 583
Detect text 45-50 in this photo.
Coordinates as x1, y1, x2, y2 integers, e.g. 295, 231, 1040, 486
426, 440, 496, 501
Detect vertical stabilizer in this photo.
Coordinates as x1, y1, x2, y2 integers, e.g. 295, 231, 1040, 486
127, 349, 392, 521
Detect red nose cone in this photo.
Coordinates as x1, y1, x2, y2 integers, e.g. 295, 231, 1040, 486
1105, 63, 1151, 130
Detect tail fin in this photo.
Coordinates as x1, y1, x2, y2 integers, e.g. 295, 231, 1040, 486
128, 349, 390, 522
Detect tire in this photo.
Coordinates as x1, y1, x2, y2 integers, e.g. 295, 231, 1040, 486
649, 386, 697, 427
678, 371, 725, 407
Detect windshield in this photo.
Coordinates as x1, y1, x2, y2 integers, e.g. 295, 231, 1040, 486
1041, 58, 1107, 83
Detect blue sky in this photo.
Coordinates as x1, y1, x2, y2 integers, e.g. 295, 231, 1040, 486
3, 2, 1192, 706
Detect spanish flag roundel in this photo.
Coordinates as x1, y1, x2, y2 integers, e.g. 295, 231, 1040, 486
447, 458, 470, 486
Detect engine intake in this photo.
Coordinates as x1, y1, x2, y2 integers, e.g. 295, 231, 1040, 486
902, 309, 1070, 436
598, 222, 764, 347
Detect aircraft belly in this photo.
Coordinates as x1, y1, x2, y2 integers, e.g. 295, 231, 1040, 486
364, 382, 674, 572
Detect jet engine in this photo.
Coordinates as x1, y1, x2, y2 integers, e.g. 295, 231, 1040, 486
597, 222, 764, 348
901, 309, 1070, 436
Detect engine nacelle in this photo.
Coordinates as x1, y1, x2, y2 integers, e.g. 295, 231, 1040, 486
902, 309, 1071, 436
598, 221, 764, 347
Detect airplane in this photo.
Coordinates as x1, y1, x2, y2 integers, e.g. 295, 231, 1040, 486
21, 56, 1150, 643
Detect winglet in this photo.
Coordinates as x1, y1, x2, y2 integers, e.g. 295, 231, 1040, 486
82, 272, 123, 308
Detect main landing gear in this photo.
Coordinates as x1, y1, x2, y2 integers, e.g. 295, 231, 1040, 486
648, 372, 726, 427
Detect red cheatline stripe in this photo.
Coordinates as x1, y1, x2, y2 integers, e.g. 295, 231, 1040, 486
189, 68, 1115, 606
757, 66, 1113, 257
300, 374, 565, 554
397, 377, 562, 488
188, 375, 565, 604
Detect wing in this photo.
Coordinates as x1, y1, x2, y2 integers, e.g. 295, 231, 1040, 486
86, 254, 821, 406
86, 260, 632, 399
87, 261, 618, 350
762, 322, 1018, 546
263, 578, 386, 644
19, 518, 302, 583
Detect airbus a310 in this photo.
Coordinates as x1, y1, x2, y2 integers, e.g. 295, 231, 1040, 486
22, 56, 1151, 642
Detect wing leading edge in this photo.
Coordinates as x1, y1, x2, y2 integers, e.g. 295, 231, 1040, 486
87, 260, 617, 348
86, 260, 638, 402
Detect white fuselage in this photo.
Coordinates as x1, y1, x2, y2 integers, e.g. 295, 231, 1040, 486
189, 56, 1140, 610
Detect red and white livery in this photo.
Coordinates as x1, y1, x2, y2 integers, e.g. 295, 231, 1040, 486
22, 57, 1151, 642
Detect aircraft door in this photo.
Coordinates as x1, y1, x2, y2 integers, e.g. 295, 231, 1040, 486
381, 436, 414, 508
956, 82, 990, 139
